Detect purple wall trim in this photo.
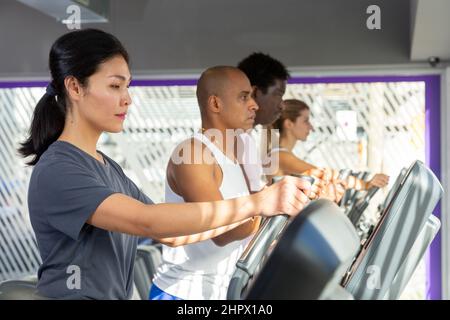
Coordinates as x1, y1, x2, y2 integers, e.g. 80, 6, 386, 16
288, 75, 438, 84
0, 74, 442, 299
423, 75, 442, 300
131, 79, 198, 87
0, 79, 200, 88
0, 75, 437, 87
0, 81, 50, 88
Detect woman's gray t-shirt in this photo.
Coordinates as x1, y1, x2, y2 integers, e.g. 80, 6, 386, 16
28, 141, 153, 299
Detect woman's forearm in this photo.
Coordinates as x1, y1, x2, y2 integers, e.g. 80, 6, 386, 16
91, 177, 308, 240
141, 194, 259, 239
156, 218, 252, 247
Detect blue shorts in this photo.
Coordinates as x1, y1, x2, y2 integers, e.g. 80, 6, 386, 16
149, 284, 182, 300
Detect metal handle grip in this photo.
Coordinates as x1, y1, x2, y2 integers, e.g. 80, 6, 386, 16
227, 175, 314, 299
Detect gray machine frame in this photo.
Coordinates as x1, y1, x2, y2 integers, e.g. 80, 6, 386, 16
343, 160, 443, 299
228, 199, 360, 300
229, 160, 442, 300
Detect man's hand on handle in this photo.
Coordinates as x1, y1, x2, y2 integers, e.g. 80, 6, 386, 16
255, 176, 312, 218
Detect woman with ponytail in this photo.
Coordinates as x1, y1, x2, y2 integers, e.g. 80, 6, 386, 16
268, 99, 390, 202
19, 29, 311, 299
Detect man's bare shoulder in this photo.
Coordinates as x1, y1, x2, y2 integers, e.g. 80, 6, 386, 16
168, 137, 215, 167
166, 137, 221, 200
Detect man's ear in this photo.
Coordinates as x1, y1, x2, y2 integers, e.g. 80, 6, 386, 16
64, 76, 84, 102
284, 118, 294, 129
207, 95, 222, 114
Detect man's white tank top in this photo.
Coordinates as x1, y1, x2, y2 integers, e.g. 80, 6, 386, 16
269, 146, 290, 154
152, 132, 253, 300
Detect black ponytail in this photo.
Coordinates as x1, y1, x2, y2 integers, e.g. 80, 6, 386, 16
18, 92, 65, 165
18, 29, 129, 165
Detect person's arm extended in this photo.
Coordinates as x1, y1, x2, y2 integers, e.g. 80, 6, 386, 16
343, 173, 389, 190
87, 175, 311, 245
344, 175, 366, 190
278, 151, 317, 175
156, 219, 255, 247
160, 157, 261, 247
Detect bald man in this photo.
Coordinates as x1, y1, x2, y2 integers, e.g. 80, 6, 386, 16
150, 66, 262, 300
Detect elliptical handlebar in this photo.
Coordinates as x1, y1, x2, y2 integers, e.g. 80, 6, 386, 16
227, 175, 315, 300
347, 186, 380, 226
